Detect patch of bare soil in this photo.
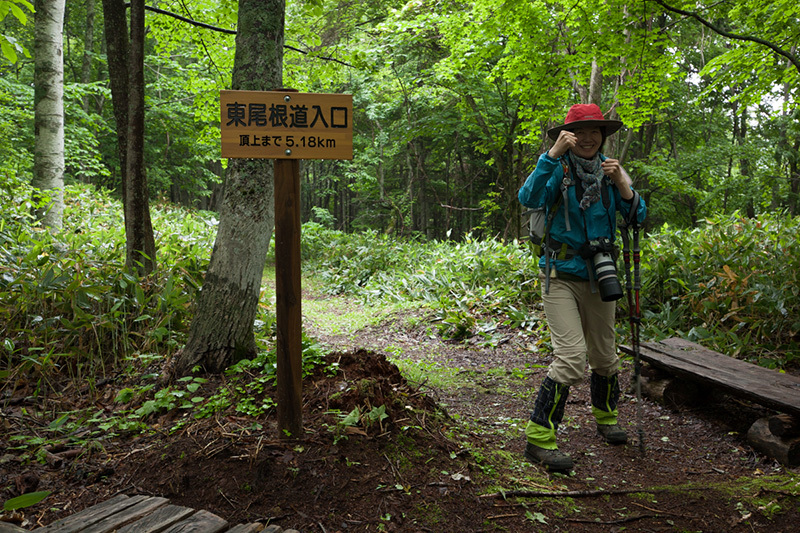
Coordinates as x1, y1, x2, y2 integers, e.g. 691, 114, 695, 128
2, 299, 800, 532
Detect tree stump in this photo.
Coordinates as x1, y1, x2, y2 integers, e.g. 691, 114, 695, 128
767, 413, 800, 438
747, 416, 800, 467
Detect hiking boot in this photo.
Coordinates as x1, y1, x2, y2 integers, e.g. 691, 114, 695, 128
524, 443, 573, 471
597, 423, 628, 445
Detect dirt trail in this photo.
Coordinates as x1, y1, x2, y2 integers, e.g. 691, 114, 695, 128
2, 296, 799, 532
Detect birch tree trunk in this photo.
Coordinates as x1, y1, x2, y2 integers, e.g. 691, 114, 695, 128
175, 0, 284, 375
32, 0, 65, 230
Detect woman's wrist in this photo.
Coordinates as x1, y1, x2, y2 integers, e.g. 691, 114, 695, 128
618, 185, 634, 200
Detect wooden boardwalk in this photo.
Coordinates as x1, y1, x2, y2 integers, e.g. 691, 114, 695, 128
0, 494, 297, 533
621, 336, 800, 417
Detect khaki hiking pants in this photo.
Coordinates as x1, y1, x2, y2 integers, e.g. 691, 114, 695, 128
540, 273, 619, 386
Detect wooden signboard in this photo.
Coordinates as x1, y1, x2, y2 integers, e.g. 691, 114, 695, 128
220, 89, 353, 440
220, 90, 353, 160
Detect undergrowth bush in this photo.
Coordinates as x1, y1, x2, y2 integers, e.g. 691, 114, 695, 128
302, 223, 544, 342
643, 211, 800, 368
304, 212, 800, 368
1, 179, 217, 388
5, 178, 797, 406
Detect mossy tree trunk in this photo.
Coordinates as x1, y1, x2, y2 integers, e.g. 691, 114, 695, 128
175, 0, 285, 375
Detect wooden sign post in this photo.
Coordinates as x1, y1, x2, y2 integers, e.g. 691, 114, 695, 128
221, 89, 353, 439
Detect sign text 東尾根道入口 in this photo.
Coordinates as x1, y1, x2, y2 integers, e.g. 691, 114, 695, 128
220, 90, 353, 160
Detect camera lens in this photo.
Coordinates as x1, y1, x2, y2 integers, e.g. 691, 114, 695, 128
593, 252, 623, 301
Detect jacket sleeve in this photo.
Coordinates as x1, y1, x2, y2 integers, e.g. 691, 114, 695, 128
617, 189, 647, 226
519, 153, 562, 208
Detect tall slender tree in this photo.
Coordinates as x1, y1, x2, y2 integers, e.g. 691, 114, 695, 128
100, 0, 156, 273
101, 0, 129, 202
124, 0, 156, 273
32, 0, 65, 230
174, 0, 284, 375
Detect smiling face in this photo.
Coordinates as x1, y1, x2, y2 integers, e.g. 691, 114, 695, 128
569, 126, 604, 159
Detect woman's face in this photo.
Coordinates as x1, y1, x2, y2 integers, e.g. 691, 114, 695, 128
570, 126, 603, 159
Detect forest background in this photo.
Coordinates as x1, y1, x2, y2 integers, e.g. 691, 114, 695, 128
2, 1, 800, 529
1, 1, 800, 387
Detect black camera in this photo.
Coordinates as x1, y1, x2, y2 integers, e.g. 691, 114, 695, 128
580, 238, 623, 302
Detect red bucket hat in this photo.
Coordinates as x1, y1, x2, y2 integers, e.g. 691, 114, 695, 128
547, 104, 623, 140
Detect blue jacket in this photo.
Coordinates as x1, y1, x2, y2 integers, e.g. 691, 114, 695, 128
519, 152, 647, 279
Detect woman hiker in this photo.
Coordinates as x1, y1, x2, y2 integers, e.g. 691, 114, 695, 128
518, 103, 647, 471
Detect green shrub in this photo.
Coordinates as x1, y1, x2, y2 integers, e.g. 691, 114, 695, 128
302, 225, 542, 342
0, 182, 216, 385
303, 212, 800, 368
643, 211, 800, 367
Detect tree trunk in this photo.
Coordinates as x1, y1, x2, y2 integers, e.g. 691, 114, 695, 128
790, 139, 799, 216
81, 0, 96, 114
125, 0, 157, 274
101, 0, 129, 201
77, 0, 97, 184
588, 60, 602, 106
32, 0, 66, 231
175, 0, 284, 376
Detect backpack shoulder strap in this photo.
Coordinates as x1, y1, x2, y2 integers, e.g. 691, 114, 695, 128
557, 159, 571, 232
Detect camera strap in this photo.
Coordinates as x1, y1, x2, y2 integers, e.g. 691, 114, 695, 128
575, 171, 615, 296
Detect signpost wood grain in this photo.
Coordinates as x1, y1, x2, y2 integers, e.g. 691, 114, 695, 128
221, 89, 353, 439
274, 157, 302, 439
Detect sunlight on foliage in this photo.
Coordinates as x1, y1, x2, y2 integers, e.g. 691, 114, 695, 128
390, 358, 464, 391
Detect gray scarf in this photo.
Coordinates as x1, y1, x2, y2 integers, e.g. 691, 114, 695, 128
568, 152, 604, 210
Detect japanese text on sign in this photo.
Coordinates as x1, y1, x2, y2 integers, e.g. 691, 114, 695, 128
220, 90, 353, 160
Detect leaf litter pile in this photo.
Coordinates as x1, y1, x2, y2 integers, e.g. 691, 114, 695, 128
2, 303, 800, 532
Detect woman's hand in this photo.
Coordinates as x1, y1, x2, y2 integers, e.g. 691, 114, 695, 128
548, 130, 576, 159
601, 158, 634, 199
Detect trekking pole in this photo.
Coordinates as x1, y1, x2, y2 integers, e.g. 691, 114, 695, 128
620, 211, 645, 456
631, 221, 645, 456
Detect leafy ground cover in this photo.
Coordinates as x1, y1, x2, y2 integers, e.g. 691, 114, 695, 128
2, 281, 799, 532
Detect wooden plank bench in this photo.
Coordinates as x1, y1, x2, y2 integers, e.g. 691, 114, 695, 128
0, 494, 297, 533
620, 336, 800, 465
621, 337, 800, 418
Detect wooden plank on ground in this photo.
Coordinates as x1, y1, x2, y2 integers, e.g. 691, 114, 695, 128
621, 337, 800, 417
160, 509, 228, 533
33, 494, 149, 533
79, 496, 169, 533
116, 504, 196, 533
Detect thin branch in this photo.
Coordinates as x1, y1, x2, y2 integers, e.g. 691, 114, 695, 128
651, 0, 800, 74
141, 4, 235, 34
133, 4, 354, 67
440, 204, 482, 211
480, 488, 668, 499
283, 45, 354, 68
567, 514, 656, 525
